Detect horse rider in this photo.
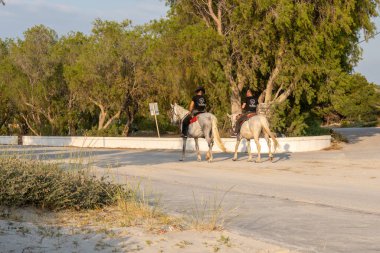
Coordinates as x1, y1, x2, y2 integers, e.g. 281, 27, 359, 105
233, 89, 259, 136
181, 86, 207, 137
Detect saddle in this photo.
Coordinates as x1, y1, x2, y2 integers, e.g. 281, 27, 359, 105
246, 112, 257, 119
237, 112, 257, 126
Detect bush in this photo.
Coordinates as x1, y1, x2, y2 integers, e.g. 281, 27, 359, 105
84, 125, 124, 137
328, 130, 348, 143
270, 101, 329, 137
0, 157, 130, 211
133, 115, 178, 133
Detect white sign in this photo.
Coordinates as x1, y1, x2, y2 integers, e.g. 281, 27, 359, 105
149, 102, 160, 138
149, 102, 159, 116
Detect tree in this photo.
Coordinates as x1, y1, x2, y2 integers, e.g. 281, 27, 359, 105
8, 25, 67, 135
144, 18, 230, 120
0, 39, 16, 134
318, 73, 380, 125
169, 0, 380, 115
65, 19, 150, 133
56, 32, 91, 135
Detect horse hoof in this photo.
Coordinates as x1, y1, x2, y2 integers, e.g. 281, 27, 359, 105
232, 158, 237, 161
179, 158, 184, 162
247, 159, 253, 162
269, 157, 274, 162
208, 160, 212, 163
197, 158, 202, 162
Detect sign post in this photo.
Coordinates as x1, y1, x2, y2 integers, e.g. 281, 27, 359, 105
149, 102, 160, 138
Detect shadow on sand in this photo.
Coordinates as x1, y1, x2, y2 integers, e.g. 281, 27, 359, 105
0, 146, 291, 168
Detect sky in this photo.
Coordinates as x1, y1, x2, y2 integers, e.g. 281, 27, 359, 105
0, 0, 379, 85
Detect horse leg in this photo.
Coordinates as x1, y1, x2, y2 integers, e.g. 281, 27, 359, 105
253, 135, 261, 163
205, 136, 214, 163
179, 137, 187, 161
194, 138, 201, 162
247, 139, 253, 162
264, 133, 273, 162
232, 136, 241, 161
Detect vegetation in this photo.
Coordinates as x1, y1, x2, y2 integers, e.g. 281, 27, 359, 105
1, 1, 380, 136
0, 156, 224, 231
0, 157, 130, 210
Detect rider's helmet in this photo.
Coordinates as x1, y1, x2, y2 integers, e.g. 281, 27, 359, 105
195, 86, 205, 94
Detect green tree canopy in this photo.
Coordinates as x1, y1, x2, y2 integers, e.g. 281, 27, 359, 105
169, 0, 380, 115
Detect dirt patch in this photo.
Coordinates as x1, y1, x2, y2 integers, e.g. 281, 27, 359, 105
0, 207, 296, 253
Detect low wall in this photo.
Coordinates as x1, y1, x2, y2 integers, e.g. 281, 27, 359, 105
0, 136, 18, 145
22, 135, 331, 153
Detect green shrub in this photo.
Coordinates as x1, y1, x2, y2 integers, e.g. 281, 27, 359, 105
84, 124, 124, 137
330, 130, 349, 143
134, 115, 177, 133
270, 102, 329, 137
0, 157, 130, 211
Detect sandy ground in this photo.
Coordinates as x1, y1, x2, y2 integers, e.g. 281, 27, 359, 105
0, 208, 294, 253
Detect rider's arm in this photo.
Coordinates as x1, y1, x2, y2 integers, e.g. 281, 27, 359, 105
189, 101, 195, 112
241, 103, 246, 109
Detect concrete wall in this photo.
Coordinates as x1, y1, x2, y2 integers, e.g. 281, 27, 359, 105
22, 135, 331, 153
0, 136, 18, 145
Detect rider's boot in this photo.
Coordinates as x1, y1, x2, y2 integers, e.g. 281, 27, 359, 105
181, 124, 189, 138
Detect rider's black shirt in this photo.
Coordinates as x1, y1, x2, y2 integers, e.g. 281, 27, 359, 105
243, 96, 258, 112
192, 95, 206, 111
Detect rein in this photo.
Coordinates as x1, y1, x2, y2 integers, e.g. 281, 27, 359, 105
180, 113, 190, 124
172, 106, 190, 129
178, 112, 190, 130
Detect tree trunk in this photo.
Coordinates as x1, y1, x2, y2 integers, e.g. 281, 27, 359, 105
98, 111, 107, 130
21, 114, 40, 136
257, 103, 272, 116
230, 84, 242, 114
103, 111, 121, 129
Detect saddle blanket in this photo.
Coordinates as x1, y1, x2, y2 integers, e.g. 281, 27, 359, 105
190, 116, 198, 124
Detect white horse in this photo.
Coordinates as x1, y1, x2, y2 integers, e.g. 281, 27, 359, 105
170, 103, 226, 162
228, 114, 279, 162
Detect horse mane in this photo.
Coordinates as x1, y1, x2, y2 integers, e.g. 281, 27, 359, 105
175, 103, 189, 116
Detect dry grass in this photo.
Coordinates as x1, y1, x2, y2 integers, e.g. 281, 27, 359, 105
188, 186, 235, 231
323, 142, 343, 151
0, 156, 232, 234
0, 156, 183, 234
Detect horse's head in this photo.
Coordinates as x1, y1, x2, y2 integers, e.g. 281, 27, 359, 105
227, 113, 240, 130
169, 103, 180, 125
169, 103, 189, 125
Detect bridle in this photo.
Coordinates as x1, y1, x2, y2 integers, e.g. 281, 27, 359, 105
171, 105, 190, 128
230, 114, 238, 129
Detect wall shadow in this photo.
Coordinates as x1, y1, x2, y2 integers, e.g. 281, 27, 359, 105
333, 127, 380, 144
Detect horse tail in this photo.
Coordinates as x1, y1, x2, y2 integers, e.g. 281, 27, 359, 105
260, 116, 279, 152
211, 115, 227, 152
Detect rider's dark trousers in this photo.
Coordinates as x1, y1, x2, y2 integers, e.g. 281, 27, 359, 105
181, 114, 192, 136
234, 112, 255, 134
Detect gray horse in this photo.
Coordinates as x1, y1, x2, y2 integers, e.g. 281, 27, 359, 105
170, 103, 226, 162
228, 113, 279, 162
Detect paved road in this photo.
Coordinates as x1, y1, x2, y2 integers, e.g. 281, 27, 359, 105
1, 128, 380, 252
